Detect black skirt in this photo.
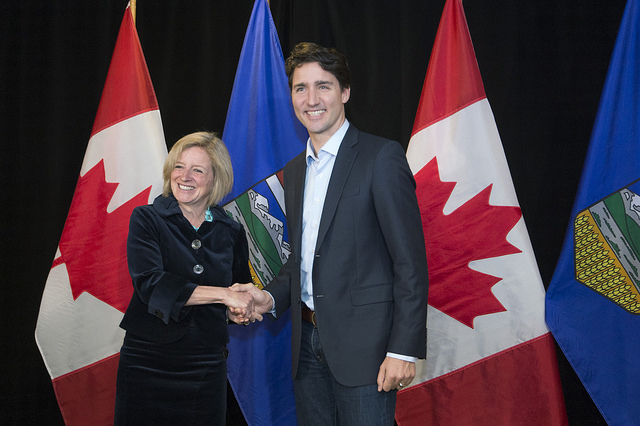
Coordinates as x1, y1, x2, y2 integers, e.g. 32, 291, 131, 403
114, 328, 228, 426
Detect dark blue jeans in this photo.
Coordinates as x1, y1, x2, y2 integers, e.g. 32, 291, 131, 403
293, 320, 397, 426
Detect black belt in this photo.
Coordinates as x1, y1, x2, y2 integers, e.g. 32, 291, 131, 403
301, 303, 317, 327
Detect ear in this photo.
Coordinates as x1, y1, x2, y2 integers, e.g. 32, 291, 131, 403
341, 86, 351, 104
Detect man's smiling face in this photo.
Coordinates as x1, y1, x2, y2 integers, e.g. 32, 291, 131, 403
291, 61, 350, 149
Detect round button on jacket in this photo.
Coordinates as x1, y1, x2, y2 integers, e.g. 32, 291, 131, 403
193, 264, 204, 274
191, 239, 202, 250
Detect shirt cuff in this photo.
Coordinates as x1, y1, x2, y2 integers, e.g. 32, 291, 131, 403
386, 352, 417, 363
264, 290, 277, 318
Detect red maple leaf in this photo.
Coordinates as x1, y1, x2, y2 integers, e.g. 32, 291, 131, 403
415, 158, 522, 328
53, 160, 151, 312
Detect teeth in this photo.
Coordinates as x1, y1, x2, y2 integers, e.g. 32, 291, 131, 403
178, 184, 194, 190
307, 110, 325, 116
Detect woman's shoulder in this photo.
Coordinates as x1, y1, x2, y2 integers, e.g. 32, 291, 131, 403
210, 205, 244, 231
130, 195, 178, 224
130, 202, 154, 219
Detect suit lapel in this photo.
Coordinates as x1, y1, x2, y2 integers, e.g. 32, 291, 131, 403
286, 151, 307, 257
315, 125, 359, 251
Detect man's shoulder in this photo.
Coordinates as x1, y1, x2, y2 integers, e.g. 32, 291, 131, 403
348, 125, 399, 149
284, 149, 307, 171
348, 128, 404, 161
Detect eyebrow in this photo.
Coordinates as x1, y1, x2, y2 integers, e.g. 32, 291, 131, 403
176, 161, 209, 170
293, 80, 335, 90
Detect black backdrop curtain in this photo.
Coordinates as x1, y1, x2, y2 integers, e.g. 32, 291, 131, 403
1, 0, 624, 424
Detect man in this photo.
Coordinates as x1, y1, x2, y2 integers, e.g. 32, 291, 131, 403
231, 42, 428, 425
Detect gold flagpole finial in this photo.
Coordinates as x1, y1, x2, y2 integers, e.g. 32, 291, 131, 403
130, 0, 137, 24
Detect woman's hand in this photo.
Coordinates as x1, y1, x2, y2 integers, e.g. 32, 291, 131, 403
224, 287, 257, 321
227, 283, 271, 324
185, 285, 258, 322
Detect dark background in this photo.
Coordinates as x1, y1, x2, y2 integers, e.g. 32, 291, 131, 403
1, 0, 625, 424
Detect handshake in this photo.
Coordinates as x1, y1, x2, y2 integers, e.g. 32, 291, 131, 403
225, 283, 274, 326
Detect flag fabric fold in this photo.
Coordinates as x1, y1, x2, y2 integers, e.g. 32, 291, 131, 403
546, 0, 640, 424
397, 0, 567, 424
222, 0, 307, 424
35, 5, 167, 424
222, 0, 308, 203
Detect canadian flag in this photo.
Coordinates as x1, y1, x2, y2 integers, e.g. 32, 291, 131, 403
34, 5, 167, 424
396, 0, 567, 424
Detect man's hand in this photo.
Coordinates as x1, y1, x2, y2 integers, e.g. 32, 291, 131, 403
376, 357, 416, 392
224, 286, 259, 323
227, 283, 273, 324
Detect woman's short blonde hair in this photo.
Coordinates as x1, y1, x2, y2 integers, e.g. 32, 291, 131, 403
162, 131, 233, 207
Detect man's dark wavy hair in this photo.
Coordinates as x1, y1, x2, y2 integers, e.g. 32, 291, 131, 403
285, 42, 351, 91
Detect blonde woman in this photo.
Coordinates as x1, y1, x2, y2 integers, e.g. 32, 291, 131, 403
115, 132, 256, 425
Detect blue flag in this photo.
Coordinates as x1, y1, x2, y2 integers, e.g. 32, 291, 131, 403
223, 0, 307, 201
221, 0, 307, 424
545, 1, 640, 424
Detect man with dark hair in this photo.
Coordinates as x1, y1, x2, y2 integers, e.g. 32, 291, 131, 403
232, 42, 428, 425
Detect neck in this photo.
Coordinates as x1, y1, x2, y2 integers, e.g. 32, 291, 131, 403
310, 117, 346, 154
310, 137, 328, 156
179, 204, 208, 228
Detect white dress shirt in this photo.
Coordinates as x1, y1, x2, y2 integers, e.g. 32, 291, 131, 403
300, 120, 349, 310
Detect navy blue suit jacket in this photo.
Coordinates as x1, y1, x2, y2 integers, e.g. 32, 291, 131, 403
265, 125, 429, 386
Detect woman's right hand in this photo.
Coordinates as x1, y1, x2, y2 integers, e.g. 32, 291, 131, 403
185, 285, 261, 323
225, 287, 256, 321
228, 283, 272, 324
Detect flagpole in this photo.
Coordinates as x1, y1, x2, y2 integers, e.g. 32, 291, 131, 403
130, 0, 136, 24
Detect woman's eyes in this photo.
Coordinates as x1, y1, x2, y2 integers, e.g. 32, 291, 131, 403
175, 164, 204, 174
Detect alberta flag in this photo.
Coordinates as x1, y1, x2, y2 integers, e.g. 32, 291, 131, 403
546, 0, 640, 424
397, 0, 567, 424
222, 0, 307, 424
34, 4, 167, 425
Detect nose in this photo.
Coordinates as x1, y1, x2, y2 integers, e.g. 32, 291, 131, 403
180, 169, 193, 180
307, 88, 319, 106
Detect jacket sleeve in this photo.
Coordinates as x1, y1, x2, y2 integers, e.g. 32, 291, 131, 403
264, 250, 296, 317
232, 224, 252, 284
127, 208, 196, 325
372, 141, 429, 358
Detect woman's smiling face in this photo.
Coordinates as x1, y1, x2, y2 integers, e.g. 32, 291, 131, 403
170, 146, 214, 210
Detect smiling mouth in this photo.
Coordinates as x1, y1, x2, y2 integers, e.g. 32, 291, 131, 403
306, 109, 326, 116
178, 184, 194, 190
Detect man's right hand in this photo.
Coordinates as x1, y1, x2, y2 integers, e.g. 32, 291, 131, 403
228, 283, 273, 324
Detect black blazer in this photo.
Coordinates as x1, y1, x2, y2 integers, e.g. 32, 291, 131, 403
120, 194, 251, 344
266, 124, 428, 386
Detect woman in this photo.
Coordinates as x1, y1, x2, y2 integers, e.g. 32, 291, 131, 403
115, 132, 257, 425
